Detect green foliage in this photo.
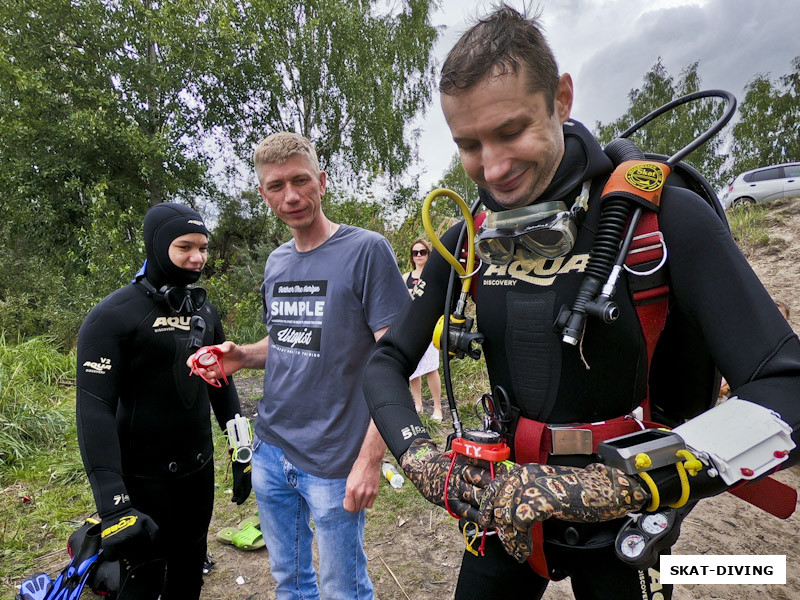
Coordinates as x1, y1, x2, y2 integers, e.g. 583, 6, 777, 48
730, 56, 800, 177
594, 59, 728, 189
0, 339, 99, 589
0, 336, 76, 469
0, 0, 440, 347
437, 154, 480, 209
216, 0, 439, 183
383, 161, 477, 272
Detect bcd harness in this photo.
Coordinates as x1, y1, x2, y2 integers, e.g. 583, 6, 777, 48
464, 158, 796, 580
422, 91, 796, 580
465, 159, 670, 579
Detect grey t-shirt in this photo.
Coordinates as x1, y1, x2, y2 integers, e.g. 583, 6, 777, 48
256, 224, 409, 478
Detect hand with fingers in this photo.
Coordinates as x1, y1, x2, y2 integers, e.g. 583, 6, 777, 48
100, 507, 159, 561
477, 462, 649, 562
187, 341, 242, 386
399, 438, 505, 523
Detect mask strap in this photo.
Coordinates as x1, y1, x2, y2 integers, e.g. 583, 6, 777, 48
570, 180, 592, 220
135, 276, 206, 315
135, 276, 168, 303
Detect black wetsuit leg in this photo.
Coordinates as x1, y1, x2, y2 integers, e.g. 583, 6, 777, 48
454, 535, 547, 600
454, 534, 672, 600
125, 461, 214, 599
552, 544, 672, 600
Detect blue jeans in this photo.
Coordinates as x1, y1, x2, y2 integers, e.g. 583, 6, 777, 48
252, 439, 375, 600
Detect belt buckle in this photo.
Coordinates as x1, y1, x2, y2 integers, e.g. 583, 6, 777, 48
549, 427, 593, 455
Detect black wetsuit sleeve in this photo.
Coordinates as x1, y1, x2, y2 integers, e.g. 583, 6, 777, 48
75, 300, 134, 517
364, 224, 462, 459
652, 188, 800, 501
206, 304, 242, 432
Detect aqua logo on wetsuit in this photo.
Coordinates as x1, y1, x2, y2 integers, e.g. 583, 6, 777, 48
152, 315, 192, 332
82, 357, 112, 375
481, 252, 590, 287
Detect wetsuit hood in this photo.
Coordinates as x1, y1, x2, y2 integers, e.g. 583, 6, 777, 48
143, 202, 209, 288
478, 119, 614, 212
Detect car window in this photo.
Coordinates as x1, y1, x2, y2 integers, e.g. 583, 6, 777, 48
749, 167, 783, 182
784, 165, 800, 178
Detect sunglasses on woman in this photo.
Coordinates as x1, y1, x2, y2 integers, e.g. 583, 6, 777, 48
411, 249, 429, 257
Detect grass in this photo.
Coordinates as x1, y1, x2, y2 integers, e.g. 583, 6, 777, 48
726, 202, 780, 248
0, 331, 492, 599
0, 336, 94, 597
0, 335, 76, 467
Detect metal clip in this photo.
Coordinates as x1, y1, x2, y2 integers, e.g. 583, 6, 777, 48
624, 231, 668, 277
550, 428, 593, 455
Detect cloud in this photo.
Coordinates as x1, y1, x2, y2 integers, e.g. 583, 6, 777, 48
413, 0, 800, 191
571, 0, 800, 124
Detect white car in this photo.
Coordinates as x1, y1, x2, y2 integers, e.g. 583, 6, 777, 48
721, 162, 800, 209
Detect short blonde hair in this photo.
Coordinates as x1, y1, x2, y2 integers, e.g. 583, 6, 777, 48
253, 132, 320, 184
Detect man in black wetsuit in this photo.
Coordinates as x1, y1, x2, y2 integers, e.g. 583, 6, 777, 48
364, 5, 800, 600
76, 202, 251, 599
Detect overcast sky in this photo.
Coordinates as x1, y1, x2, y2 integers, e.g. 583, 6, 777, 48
411, 0, 800, 191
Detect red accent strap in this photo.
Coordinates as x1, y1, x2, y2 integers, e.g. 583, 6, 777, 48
528, 523, 548, 579
510, 419, 549, 578
514, 415, 659, 464
513, 414, 657, 579
443, 453, 460, 519
728, 476, 798, 519
626, 210, 669, 421
513, 419, 550, 465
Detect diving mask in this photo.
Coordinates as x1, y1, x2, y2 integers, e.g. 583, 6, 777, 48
136, 275, 207, 315
474, 182, 590, 265
163, 286, 207, 315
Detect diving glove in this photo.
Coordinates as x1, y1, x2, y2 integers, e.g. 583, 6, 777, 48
100, 507, 159, 561
478, 463, 648, 562
231, 459, 252, 505
398, 438, 503, 523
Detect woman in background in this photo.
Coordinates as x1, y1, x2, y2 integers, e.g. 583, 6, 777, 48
402, 239, 443, 420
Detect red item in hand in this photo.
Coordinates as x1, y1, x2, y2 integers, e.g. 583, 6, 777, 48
189, 346, 229, 387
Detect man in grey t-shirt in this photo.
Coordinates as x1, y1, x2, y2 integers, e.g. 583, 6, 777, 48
189, 132, 408, 599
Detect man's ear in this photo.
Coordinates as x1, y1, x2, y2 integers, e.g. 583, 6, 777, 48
555, 73, 574, 123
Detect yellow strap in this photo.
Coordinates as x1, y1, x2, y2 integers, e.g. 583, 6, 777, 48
462, 521, 480, 556
668, 449, 703, 508
638, 472, 660, 512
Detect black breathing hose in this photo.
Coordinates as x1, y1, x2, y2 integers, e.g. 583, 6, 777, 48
560, 139, 646, 344
441, 199, 483, 440
560, 90, 737, 346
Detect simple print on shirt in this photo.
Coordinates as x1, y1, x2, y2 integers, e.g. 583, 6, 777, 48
268, 279, 327, 355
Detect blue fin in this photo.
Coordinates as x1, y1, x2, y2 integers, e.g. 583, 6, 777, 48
17, 573, 51, 600
43, 523, 101, 600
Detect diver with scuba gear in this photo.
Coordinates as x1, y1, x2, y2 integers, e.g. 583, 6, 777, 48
363, 5, 800, 600
75, 202, 251, 599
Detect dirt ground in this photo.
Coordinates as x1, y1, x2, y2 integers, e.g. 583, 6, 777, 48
200, 199, 800, 600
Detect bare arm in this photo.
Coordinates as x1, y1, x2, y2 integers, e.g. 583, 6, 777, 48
187, 336, 270, 378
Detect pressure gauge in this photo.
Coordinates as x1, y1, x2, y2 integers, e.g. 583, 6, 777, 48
641, 513, 670, 535
619, 533, 646, 559
614, 508, 683, 569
